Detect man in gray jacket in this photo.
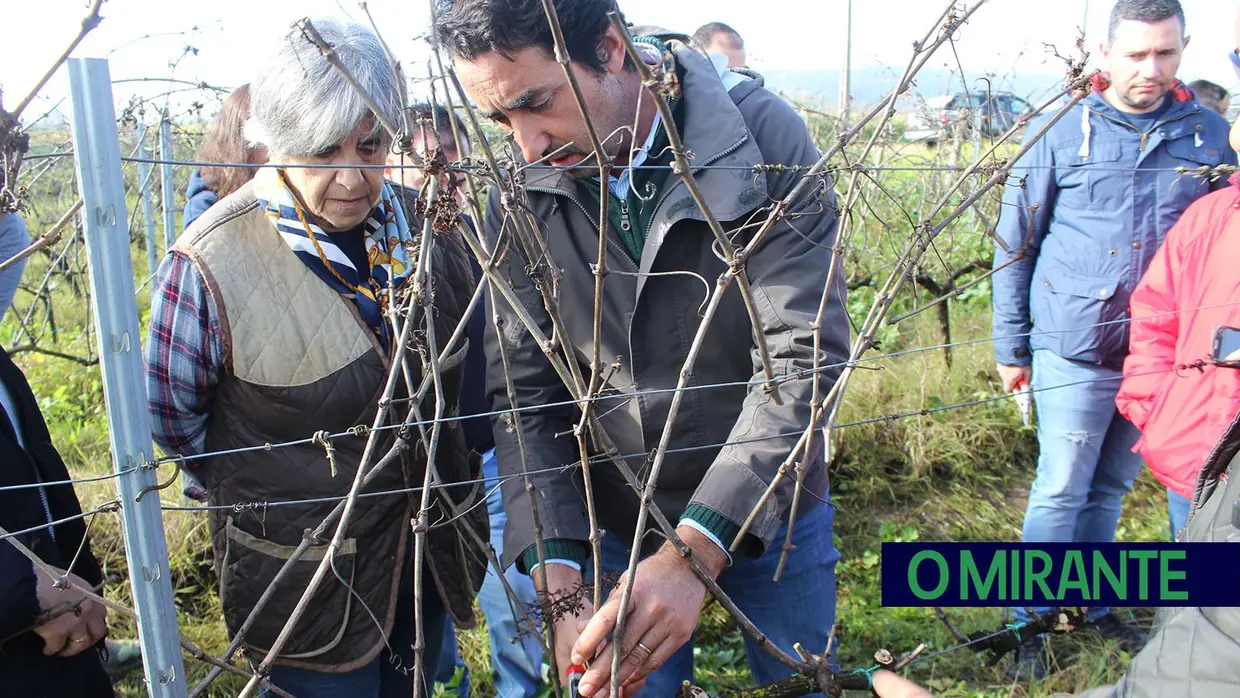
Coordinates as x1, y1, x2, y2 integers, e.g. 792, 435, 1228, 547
435, 1, 849, 695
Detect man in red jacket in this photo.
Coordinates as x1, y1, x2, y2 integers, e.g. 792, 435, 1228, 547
1116, 70, 1240, 540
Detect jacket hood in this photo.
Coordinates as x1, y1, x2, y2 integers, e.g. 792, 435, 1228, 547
1080, 73, 1199, 122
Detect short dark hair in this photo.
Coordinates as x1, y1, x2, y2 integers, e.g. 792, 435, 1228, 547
692, 22, 744, 51
1107, 0, 1185, 43
406, 104, 471, 154
1188, 79, 1229, 114
433, 0, 627, 75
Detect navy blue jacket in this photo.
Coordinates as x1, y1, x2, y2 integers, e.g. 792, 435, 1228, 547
992, 90, 1235, 368
182, 169, 218, 231
459, 217, 494, 456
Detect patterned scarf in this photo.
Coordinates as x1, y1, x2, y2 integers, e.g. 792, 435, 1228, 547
252, 166, 417, 352
1089, 73, 1195, 103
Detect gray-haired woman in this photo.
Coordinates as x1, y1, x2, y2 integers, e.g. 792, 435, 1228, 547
144, 18, 484, 697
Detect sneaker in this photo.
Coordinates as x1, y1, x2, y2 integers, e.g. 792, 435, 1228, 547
1086, 612, 1149, 653
1005, 634, 1049, 682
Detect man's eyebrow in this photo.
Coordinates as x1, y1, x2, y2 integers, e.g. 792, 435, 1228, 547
502, 88, 547, 113
478, 87, 551, 122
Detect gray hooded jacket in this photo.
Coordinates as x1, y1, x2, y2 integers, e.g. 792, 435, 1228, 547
483, 43, 849, 570
1072, 411, 1240, 697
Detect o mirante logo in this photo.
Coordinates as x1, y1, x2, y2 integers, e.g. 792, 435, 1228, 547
880, 543, 1240, 607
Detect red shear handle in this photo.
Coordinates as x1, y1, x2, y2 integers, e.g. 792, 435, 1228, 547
566, 664, 586, 698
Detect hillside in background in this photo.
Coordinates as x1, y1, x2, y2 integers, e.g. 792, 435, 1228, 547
11, 67, 1091, 132
761, 66, 1072, 109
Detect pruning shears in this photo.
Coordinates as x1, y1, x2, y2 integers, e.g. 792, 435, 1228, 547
567, 664, 586, 698
1012, 378, 1033, 429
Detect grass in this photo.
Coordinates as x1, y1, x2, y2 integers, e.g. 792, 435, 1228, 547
2, 281, 1171, 697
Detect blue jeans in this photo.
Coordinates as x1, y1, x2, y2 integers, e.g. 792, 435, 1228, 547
438, 449, 545, 698
265, 556, 447, 698
597, 497, 840, 697
1013, 350, 1144, 624
1167, 488, 1192, 541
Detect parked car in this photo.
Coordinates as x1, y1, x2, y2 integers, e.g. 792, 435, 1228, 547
904, 91, 1034, 145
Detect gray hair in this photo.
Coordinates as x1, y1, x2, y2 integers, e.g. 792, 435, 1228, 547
1107, 0, 1185, 43
247, 18, 400, 157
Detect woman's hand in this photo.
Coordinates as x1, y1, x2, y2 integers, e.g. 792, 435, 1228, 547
31, 564, 108, 657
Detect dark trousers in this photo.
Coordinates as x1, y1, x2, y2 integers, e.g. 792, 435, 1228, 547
0, 639, 115, 698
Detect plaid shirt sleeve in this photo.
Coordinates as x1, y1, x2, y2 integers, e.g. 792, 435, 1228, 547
145, 250, 222, 459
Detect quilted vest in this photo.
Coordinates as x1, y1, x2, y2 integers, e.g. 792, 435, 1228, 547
175, 182, 427, 672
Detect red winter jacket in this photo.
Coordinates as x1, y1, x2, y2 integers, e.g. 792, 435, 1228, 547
1116, 174, 1240, 499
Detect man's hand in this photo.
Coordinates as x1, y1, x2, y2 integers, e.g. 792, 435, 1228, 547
996, 363, 1032, 393
871, 670, 934, 698
31, 563, 108, 657
573, 526, 728, 698
531, 562, 593, 687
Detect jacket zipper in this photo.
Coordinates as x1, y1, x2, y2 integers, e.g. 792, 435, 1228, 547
649, 135, 750, 230
525, 184, 640, 419
1184, 409, 1240, 536
618, 198, 632, 235
527, 135, 752, 431
525, 186, 639, 272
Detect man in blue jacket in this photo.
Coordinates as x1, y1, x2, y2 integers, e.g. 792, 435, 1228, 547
992, 0, 1235, 680
0, 211, 30, 318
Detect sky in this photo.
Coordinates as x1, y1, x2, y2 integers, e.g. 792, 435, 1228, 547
2, 0, 1238, 124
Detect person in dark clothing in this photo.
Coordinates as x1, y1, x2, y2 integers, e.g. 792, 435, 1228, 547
0, 344, 113, 698
691, 21, 746, 68
436, 2, 847, 695
385, 105, 495, 457
387, 105, 547, 698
